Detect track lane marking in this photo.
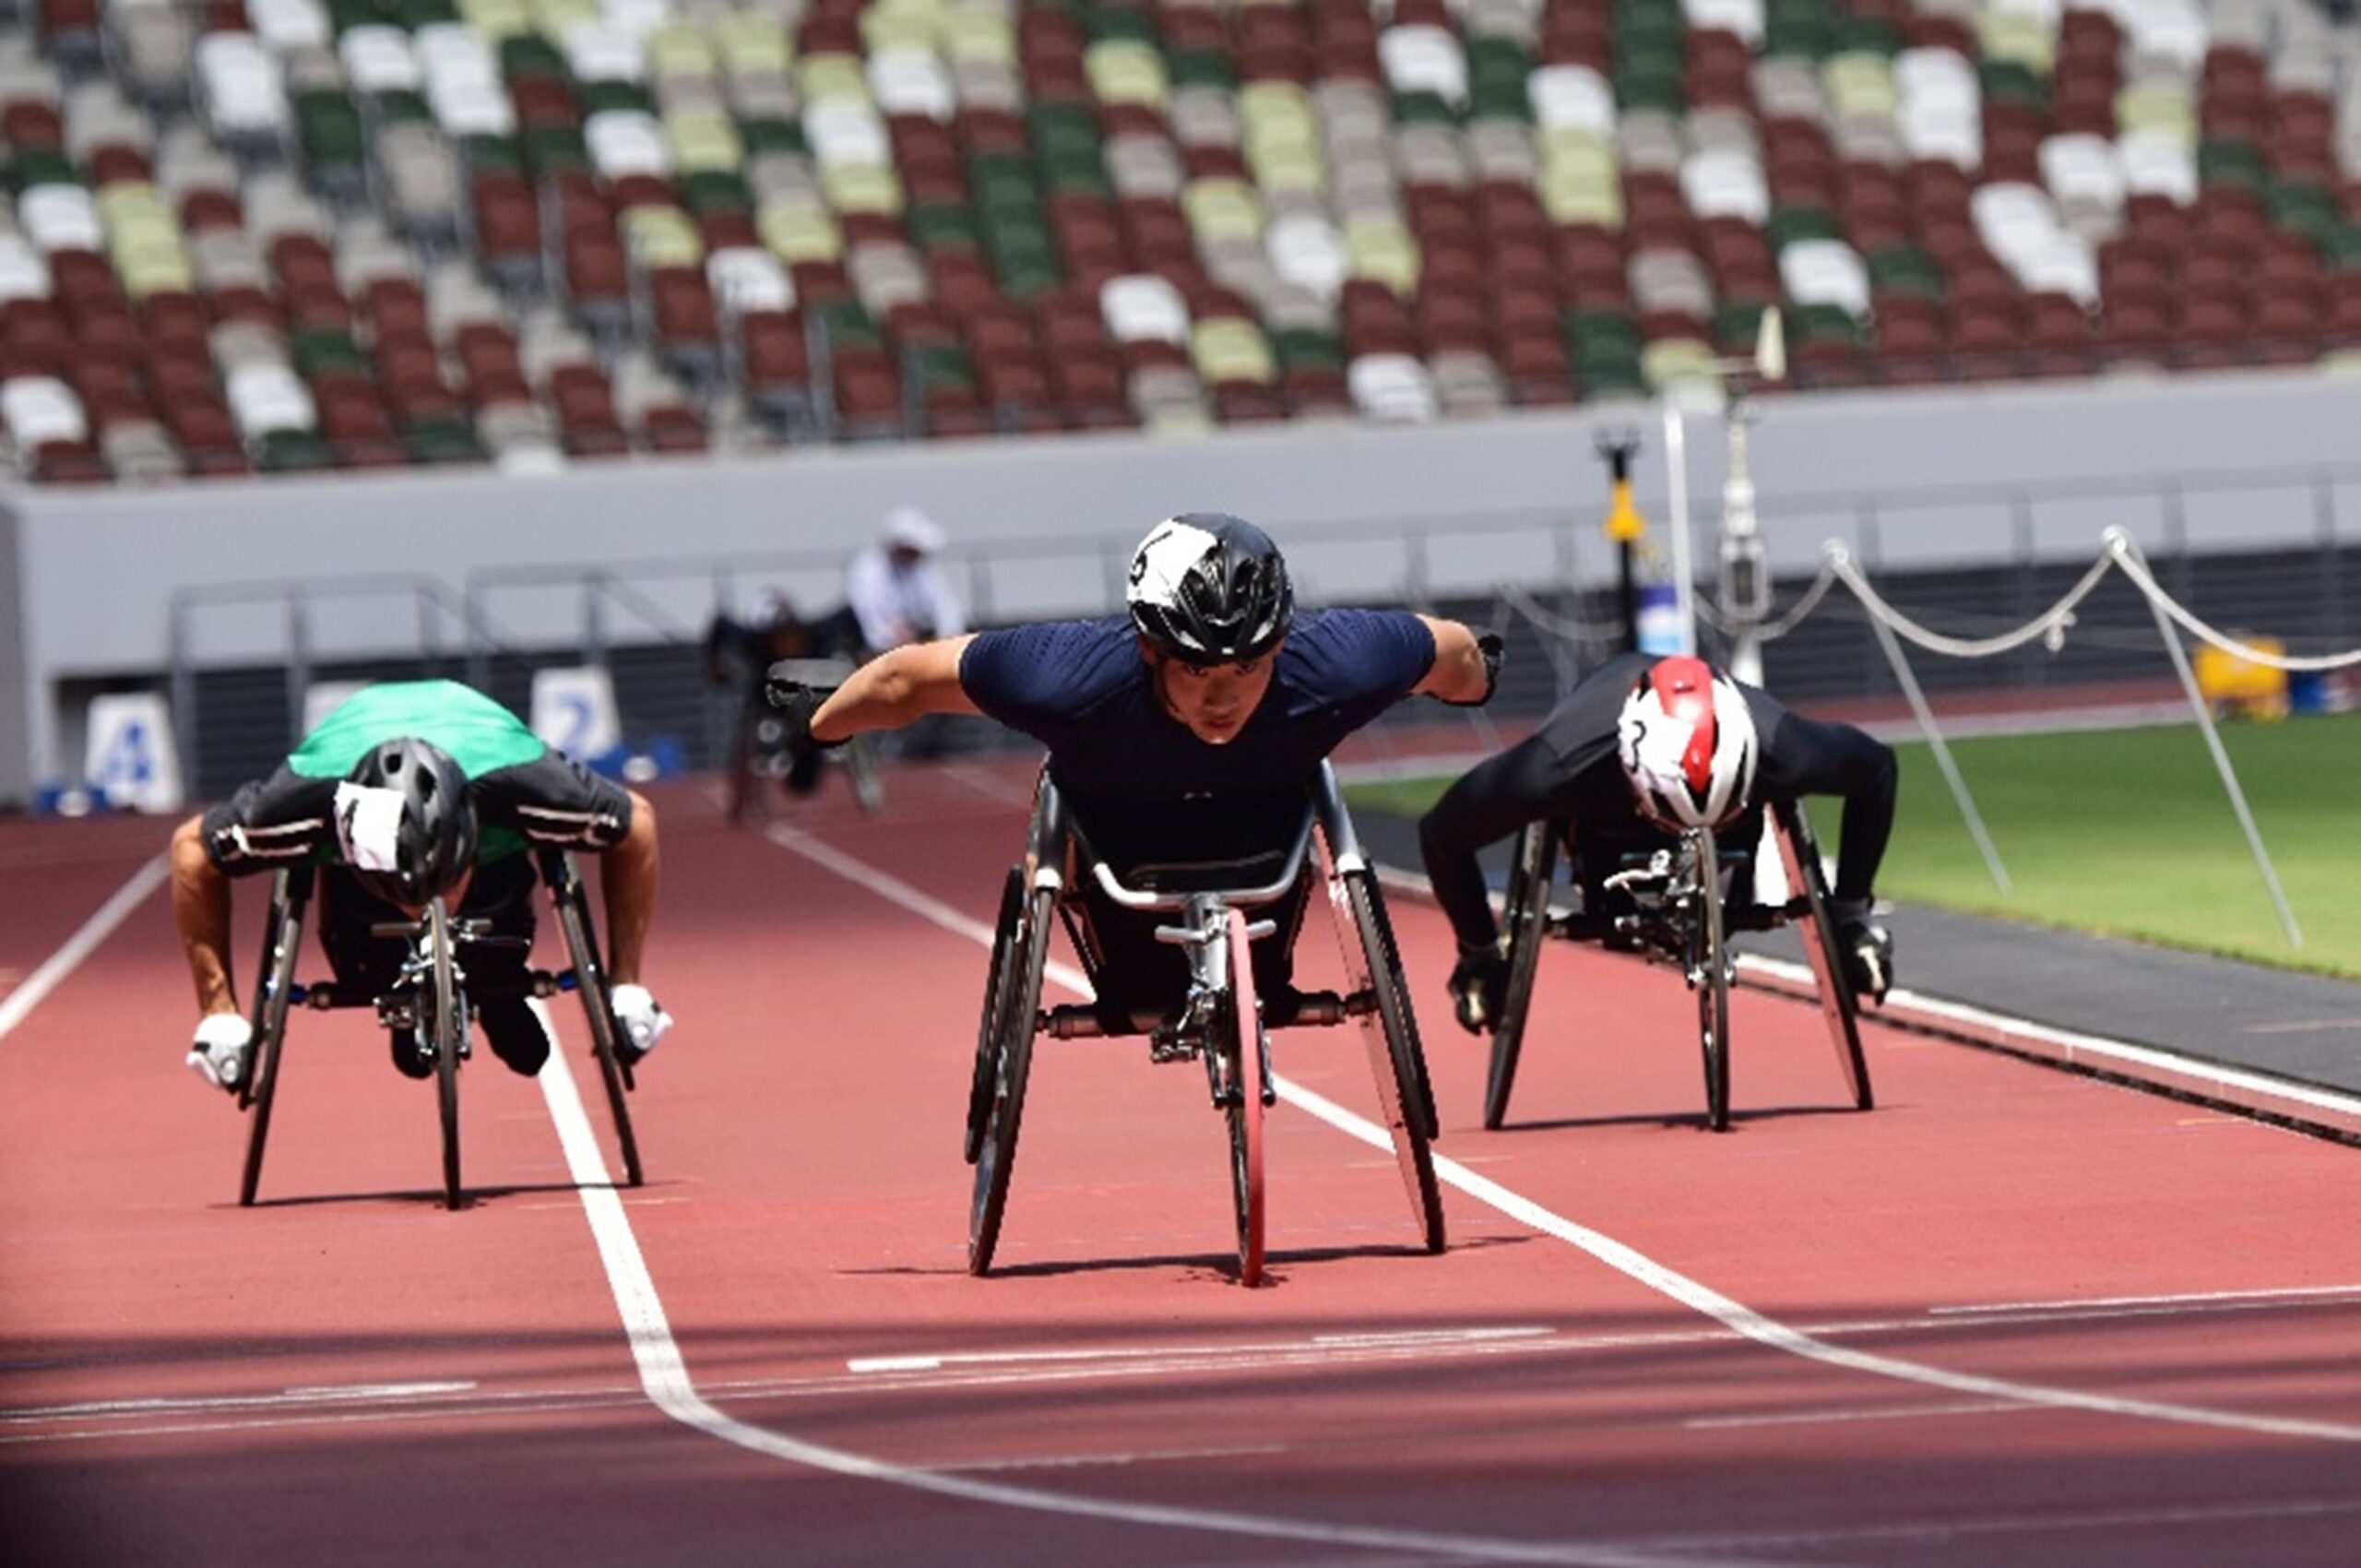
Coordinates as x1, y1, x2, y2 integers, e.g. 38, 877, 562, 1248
533, 1022, 1803, 1567
758, 823, 2361, 1446
0, 853, 168, 1041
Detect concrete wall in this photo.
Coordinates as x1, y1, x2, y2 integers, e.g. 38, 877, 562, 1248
5, 366, 2359, 795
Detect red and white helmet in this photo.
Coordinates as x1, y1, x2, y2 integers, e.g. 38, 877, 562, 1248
1615, 657, 1759, 831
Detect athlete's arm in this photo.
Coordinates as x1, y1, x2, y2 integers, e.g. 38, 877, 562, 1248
809, 634, 983, 742
602, 789, 659, 985
1412, 616, 1498, 705
170, 814, 240, 1017
1759, 714, 1897, 905
1417, 734, 1568, 953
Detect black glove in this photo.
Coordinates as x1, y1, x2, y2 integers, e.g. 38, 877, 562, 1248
1829, 899, 1893, 1004
1447, 944, 1512, 1034
764, 660, 846, 749
1436, 632, 1506, 707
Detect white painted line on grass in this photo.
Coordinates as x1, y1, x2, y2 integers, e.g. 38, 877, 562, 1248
764, 825, 2361, 1446
0, 853, 168, 1042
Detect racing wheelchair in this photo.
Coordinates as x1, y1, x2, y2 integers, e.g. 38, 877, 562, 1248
1481, 800, 1873, 1134
233, 848, 646, 1209
967, 761, 1444, 1286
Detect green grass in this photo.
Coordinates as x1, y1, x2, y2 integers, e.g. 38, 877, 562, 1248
1347, 713, 2361, 980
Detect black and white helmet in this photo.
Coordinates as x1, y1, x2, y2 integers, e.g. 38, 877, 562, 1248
336, 738, 479, 908
1125, 513, 1294, 665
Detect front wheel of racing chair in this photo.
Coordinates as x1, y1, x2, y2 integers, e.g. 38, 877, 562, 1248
1484, 819, 1560, 1131
537, 849, 645, 1187
238, 866, 314, 1206
1770, 801, 1874, 1111
425, 896, 467, 1209
1686, 831, 1733, 1134
967, 853, 1056, 1277
1316, 768, 1444, 1255
1221, 908, 1269, 1287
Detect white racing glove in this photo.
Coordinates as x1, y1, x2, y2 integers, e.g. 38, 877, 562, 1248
610, 984, 672, 1062
186, 1014, 254, 1092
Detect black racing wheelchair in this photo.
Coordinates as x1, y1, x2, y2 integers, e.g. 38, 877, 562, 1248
233, 848, 645, 1209
1482, 800, 1873, 1134
967, 761, 1444, 1286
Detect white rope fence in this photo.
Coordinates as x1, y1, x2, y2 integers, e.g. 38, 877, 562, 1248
1708, 525, 2353, 945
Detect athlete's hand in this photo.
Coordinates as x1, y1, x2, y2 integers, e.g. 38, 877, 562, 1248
186, 1013, 253, 1093
764, 660, 845, 748
1448, 944, 1512, 1034
610, 984, 672, 1063
1830, 899, 1893, 1004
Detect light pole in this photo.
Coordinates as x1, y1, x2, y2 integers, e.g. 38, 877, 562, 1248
1596, 427, 1645, 653
1714, 306, 1786, 684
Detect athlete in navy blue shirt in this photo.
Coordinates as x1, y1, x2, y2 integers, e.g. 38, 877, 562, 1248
775, 515, 1498, 1009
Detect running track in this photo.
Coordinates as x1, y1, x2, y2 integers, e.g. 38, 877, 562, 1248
5, 768, 2359, 1568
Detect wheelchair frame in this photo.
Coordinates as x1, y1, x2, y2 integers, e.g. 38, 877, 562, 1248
234, 847, 645, 1210
1483, 800, 1873, 1134
965, 761, 1443, 1284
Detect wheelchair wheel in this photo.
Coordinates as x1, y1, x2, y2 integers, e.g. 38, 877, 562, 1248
1690, 835, 1732, 1133
1775, 802, 1873, 1111
238, 869, 311, 1206
1485, 820, 1557, 1131
966, 869, 1024, 1165
1338, 869, 1444, 1254
846, 732, 885, 816
1223, 908, 1267, 1287
542, 850, 645, 1187
969, 883, 1051, 1275
427, 897, 466, 1209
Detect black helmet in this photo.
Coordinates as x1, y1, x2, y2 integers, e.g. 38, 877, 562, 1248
338, 738, 479, 908
1125, 513, 1295, 665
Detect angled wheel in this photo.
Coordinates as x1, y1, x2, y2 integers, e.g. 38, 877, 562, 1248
1774, 802, 1873, 1111
542, 849, 644, 1187
238, 869, 311, 1206
426, 897, 466, 1208
1485, 820, 1558, 1131
1335, 867, 1444, 1253
966, 868, 1024, 1164
1223, 908, 1267, 1287
969, 882, 1050, 1275
1690, 834, 1731, 1133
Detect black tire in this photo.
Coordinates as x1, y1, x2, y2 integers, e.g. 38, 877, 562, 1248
428, 897, 465, 1209
1485, 821, 1557, 1131
966, 868, 1024, 1164
1691, 835, 1732, 1133
1224, 909, 1267, 1287
1778, 802, 1873, 1111
237, 871, 308, 1206
544, 851, 645, 1187
1343, 870, 1444, 1253
969, 885, 1050, 1276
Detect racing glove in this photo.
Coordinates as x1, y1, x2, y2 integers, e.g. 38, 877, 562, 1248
1829, 899, 1894, 1005
1447, 944, 1513, 1034
764, 660, 848, 749
610, 984, 673, 1063
186, 1013, 253, 1093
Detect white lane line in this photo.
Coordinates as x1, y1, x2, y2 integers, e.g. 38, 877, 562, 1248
1930, 1284, 2361, 1315
0, 853, 169, 1041
1684, 1400, 2019, 1431
848, 1327, 1549, 1374
6, 1381, 476, 1422
762, 825, 2361, 1447
936, 1443, 1292, 1474
531, 1020, 1804, 1565
1634, 1495, 2361, 1555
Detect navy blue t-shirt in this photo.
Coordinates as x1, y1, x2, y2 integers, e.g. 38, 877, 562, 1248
960, 609, 1436, 868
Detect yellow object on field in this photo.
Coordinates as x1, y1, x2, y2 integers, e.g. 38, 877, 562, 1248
2195, 636, 2290, 720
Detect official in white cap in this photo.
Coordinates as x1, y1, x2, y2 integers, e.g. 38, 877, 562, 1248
848, 505, 964, 653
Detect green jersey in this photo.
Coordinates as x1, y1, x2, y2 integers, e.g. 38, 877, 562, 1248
289, 681, 547, 780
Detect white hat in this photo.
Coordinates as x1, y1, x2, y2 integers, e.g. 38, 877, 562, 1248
882, 505, 946, 553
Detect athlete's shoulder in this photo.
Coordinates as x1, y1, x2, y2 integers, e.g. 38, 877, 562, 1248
960, 615, 1139, 718
1281, 607, 1436, 700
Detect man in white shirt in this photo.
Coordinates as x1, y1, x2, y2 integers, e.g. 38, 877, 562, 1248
845, 506, 966, 655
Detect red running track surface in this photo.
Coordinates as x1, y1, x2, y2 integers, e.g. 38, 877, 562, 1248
5, 769, 2360, 1568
